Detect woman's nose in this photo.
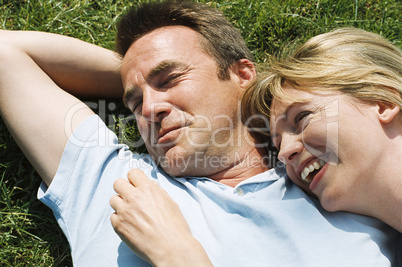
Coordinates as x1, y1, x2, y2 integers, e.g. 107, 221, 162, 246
277, 133, 303, 164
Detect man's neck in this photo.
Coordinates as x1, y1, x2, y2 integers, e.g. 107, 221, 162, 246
209, 146, 270, 187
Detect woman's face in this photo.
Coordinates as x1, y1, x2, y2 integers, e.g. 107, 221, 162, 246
270, 82, 384, 212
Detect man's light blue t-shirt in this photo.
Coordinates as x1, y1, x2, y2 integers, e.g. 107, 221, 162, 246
38, 115, 400, 266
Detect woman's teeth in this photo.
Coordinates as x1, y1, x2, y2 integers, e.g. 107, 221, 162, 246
301, 160, 325, 183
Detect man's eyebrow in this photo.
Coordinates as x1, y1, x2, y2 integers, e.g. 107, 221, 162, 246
146, 60, 189, 83
123, 60, 189, 108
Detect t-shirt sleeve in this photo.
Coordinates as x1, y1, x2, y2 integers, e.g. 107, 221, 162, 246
37, 115, 156, 259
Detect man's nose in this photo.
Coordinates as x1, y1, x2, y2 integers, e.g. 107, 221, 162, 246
277, 133, 303, 164
141, 89, 171, 123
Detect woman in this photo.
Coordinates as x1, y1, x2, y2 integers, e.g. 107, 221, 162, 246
242, 27, 401, 232
111, 28, 401, 265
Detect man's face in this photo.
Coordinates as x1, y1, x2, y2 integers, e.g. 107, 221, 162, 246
121, 26, 252, 177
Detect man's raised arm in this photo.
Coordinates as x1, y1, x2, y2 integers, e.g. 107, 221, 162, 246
0, 30, 123, 186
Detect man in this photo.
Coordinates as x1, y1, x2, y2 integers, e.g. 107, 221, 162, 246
0, 1, 398, 266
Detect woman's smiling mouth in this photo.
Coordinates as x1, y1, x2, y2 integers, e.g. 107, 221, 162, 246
300, 159, 326, 183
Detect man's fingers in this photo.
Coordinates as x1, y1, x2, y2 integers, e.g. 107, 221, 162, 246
127, 168, 152, 187
113, 177, 133, 195
109, 194, 122, 212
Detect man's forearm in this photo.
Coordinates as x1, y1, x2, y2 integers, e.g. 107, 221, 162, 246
0, 30, 124, 98
0, 30, 122, 184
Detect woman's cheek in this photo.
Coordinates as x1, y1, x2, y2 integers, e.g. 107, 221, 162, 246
301, 117, 334, 155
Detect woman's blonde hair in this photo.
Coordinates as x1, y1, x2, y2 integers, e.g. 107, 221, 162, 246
242, 27, 402, 130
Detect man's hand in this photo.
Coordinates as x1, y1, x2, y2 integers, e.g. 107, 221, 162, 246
110, 169, 213, 266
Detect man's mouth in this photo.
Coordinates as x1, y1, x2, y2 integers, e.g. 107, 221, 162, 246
300, 159, 326, 183
158, 126, 180, 140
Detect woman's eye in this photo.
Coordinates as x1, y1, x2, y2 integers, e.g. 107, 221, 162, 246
294, 111, 311, 125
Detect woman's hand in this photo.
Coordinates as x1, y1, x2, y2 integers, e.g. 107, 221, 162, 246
110, 169, 213, 266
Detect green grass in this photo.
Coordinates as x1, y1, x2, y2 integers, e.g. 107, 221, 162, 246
0, 0, 400, 266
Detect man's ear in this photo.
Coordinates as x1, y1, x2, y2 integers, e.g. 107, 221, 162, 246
230, 59, 256, 89
376, 102, 401, 124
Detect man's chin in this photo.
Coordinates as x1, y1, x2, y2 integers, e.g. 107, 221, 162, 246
150, 147, 215, 177
152, 155, 192, 177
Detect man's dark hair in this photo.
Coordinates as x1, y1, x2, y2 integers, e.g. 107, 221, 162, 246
116, 0, 254, 80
